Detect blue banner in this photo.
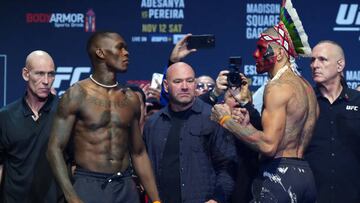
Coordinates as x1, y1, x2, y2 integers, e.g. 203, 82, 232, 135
0, 0, 359, 106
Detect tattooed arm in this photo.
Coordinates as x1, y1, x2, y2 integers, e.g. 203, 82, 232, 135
47, 84, 84, 203
127, 91, 161, 202
211, 82, 291, 157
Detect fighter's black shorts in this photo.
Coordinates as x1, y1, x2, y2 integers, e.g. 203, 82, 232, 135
251, 157, 316, 203
73, 166, 141, 203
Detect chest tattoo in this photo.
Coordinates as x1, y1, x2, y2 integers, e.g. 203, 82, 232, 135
87, 95, 130, 109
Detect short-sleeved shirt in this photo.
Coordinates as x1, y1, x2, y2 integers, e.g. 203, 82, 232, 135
305, 85, 360, 203
0, 94, 60, 203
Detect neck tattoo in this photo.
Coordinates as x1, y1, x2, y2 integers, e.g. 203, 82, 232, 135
89, 74, 118, 88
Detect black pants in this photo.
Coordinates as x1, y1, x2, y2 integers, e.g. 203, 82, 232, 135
73, 167, 141, 203
251, 157, 316, 203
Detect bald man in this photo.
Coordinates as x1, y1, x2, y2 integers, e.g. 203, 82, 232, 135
143, 62, 237, 203
305, 41, 360, 203
47, 31, 160, 203
0, 50, 61, 202
195, 75, 215, 96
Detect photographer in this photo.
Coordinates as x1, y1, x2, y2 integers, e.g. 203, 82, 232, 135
169, 34, 262, 129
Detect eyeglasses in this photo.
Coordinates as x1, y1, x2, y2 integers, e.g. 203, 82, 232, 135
196, 82, 215, 91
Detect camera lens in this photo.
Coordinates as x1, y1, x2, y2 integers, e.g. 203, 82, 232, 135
227, 70, 242, 88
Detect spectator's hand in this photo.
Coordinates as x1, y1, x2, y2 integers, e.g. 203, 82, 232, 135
232, 107, 250, 126
211, 104, 231, 123
170, 33, 196, 63
213, 70, 229, 97
231, 73, 252, 105
147, 87, 161, 101
139, 83, 150, 94
140, 83, 160, 100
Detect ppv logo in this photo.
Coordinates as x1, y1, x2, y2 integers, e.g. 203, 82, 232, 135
334, 4, 360, 33
53, 66, 91, 95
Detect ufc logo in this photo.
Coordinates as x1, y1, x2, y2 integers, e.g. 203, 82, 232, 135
53, 66, 91, 95
336, 4, 360, 25
346, 105, 359, 111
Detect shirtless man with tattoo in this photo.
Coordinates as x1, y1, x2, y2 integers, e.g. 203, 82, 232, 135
211, 23, 319, 202
47, 32, 160, 203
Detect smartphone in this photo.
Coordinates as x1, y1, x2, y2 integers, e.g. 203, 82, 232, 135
187, 34, 215, 49
150, 73, 164, 90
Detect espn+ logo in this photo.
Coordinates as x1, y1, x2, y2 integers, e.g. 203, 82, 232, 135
53, 66, 91, 95
334, 4, 360, 32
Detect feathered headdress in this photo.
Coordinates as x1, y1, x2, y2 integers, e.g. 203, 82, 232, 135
260, 0, 311, 58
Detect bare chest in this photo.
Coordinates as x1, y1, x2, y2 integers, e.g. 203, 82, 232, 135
78, 93, 135, 129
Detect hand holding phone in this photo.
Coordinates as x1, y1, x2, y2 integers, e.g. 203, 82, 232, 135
187, 34, 215, 49
150, 73, 164, 90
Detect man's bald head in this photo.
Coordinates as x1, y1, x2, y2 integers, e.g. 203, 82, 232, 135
25, 50, 54, 70
196, 75, 215, 84
316, 40, 345, 61
166, 62, 195, 80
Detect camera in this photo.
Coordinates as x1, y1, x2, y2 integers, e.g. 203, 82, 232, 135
227, 56, 242, 88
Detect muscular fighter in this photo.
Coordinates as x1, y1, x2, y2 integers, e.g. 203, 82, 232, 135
211, 23, 319, 202
47, 32, 160, 203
